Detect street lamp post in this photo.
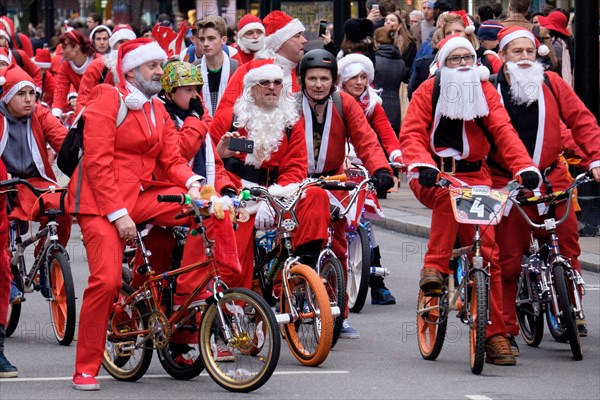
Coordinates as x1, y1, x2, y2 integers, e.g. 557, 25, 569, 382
100, 0, 108, 21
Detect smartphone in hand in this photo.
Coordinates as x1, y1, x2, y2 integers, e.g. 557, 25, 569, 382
319, 20, 327, 37
228, 137, 254, 154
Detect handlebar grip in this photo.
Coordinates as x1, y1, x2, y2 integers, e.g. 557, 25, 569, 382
323, 174, 347, 182
249, 187, 263, 197
0, 178, 22, 188
437, 178, 451, 188
323, 182, 357, 191
157, 194, 186, 204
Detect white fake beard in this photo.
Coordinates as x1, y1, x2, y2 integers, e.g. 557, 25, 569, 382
505, 60, 545, 106
134, 69, 162, 98
238, 35, 264, 53
437, 66, 489, 121
104, 50, 119, 81
233, 88, 299, 167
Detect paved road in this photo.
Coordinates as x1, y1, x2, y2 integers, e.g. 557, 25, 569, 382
1, 225, 599, 399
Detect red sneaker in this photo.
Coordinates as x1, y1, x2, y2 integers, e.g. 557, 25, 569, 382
72, 373, 100, 391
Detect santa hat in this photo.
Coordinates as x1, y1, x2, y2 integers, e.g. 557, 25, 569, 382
67, 91, 78, 101
497, 26, 549, 57
477, 20, 503, 41
436, 33, 490, 81
109, 24, 136, 49
0, 16, 14, 37
450, 10, 475, 35
243, 62, 284, 87
0, 64, 36, 104
263, 11, 305, 52
0, 29, 9, 42
238, 14, 264, 38
338, 53, 374, 84
89, 24, 112, 42
116, 38, 167, 90
33, 48, 52, 69
0, 47, 11, 65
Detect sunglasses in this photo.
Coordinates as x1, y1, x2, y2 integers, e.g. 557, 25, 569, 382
446, 54, 475, 65
257, 79, 283, 88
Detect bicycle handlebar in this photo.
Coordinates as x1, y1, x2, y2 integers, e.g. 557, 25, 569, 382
0, 177, 67, 216
157, 194, 187, 204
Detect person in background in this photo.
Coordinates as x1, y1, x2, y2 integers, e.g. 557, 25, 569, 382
538, 10, 573, 86
339, 18, 375, 63
478, 5, 494, 22
531, 12, 543, 26
409, 10, 423, 28
32, 48, 56, 106
86, 13, 101, 31
491, 2, 504, 19
232, 14, 266, 65
0, 40, 43, 92
407, 28, 442, 100
0, 16, 33, 57
477, 20, 503, 51
30, 23, 47, 52
89, 24, 111, 55
186, 21, 204, 65
174, 12, 186, 32
415, 1, 436, 47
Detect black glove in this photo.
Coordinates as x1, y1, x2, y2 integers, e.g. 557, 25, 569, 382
418, 167, 439, 188
519, 171, 540, 190
188, 96, 204, 119
374, 169, 394, 192
163, 98, 189, 122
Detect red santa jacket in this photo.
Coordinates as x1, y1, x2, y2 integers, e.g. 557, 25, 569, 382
490, 70, 600, 185
10, 49, 42, 90
367, 103, 402, 161
210, 58, 301, 138
400, 77, 536, 176
0, 105, 67, 184
67, 85, 198, 216
231, 49, 255, 65
40, 70, 56, 106
76, 56, 115, 114
52, 55, 98, 115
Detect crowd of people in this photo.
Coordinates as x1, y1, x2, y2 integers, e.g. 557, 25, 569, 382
0, 0, 598, 392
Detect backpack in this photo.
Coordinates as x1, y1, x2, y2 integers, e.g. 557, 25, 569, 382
292, 91, 345, 128
11, 49, 23, 68
57, 94, 128, 177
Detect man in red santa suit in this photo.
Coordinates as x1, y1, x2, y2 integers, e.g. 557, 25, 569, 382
296, 49, 394, 337
489, 26, 600, 352
400, 34, 542, 366
232, 14, 266, 65
210, 10, 306, 140
67, 38, 240, 391
75, 24, 137, 113
215, 62, 330, 292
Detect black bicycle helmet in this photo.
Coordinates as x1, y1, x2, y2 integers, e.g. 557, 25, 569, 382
299, 49, 338, 88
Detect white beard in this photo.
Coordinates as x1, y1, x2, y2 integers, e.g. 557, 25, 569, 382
437, 66, 489, 121
238, 35, 264, 53
505, 60, 545, 106
233, 88, 299, 167
103, 50, 119, 82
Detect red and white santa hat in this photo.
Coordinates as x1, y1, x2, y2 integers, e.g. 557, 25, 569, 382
263, 10, 305, 52
497, 26, 550, 56
0, 64, 36, 103
109, 24, 137, 49
243, 61, 284, 87
436, 33, 490, 81
337, 53, 375, 84
33, 48, 52, 69
0, 47, 11, 66
89, 24, 112, 42
238, 14, 265, 38
67, 91, 78, 101
115, 38, 167, 89
450, 10, 475, 35
0, 29, 9, 42
0, 16, 14, 37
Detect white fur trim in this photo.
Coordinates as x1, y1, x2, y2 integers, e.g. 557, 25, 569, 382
537, 44, 550, 57
238, 22, 265, 38
407, 162, 439, 173
121, 42, 167, 74
109, 28, 136, 49
51, 108, 62, 117
477, 65, 490, 81
89, 25, 112, 41
2, 80, 35, 103
0, 77, 5, 86
0, 54, 9, 65
33, 60, 51, 69
268, 183, 300, 198
0, 29, 9, 40
389, 149, 402, 163
516, 166, 542, 187
265, 19, 305, 51
499, 30, 536, 51
243, 63, 284, 86
437, 36, 476, 67
338, 53, 374, 83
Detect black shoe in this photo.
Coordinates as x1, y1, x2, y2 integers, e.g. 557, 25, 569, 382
371, 287, 396, 305
0, 352, 18, 378
508, 334, 520, 356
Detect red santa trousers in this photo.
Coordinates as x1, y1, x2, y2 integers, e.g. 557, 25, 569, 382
410, 169, 507, 339
0, 162, 10, 328
496, 162, 581, 336
74, 185, 240, 376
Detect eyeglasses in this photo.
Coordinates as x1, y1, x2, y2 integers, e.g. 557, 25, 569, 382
446, 54, 476, 65
257, 79, 283, 88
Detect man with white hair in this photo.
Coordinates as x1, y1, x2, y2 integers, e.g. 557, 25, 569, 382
232, 14, 266, 65
215, 61, 330, 292
75, 24, 137, 112
67, 38, 233, 391
400, 34, 541, 366
489, 26, 600, 353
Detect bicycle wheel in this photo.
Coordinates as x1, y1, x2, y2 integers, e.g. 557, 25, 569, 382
5, 302, 21, 337
553, 264, 582, 360
347, 225, 370, 313
469, 270, 487, 375
48, 252, 76, 346
103, 283, 153, 381
157, 308, 205, 380
318, 255, 345, 349
199, 288, 280, 393
546, 301, 568, 342
515, 271, 544, 347
282, 263, 333, 366
416, 289, 447, 360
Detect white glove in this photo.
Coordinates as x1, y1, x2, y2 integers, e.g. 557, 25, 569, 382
254, 201, 275, 230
